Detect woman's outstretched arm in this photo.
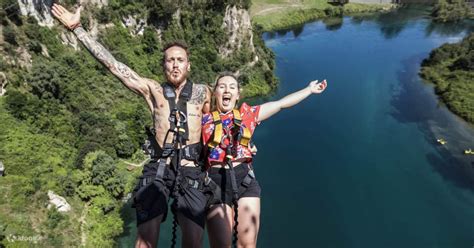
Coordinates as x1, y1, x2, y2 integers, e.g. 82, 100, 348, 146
257, 80, 327, 122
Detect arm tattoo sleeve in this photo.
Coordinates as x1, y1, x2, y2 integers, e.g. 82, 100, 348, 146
73, 27, 142, 88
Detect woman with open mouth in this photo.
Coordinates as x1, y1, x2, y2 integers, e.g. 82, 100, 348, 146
202, 72, 327, 248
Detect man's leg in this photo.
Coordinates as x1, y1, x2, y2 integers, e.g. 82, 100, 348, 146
135, 214, 163, 248
177, 212, 205, 248
206, 204, 233, 248
236, 197, 260, 248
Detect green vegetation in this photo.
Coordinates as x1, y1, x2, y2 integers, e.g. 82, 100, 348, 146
0, 0, 275, 246
431, 0, 473, 23
251, 0, 394, 31
420, 33, 474, 124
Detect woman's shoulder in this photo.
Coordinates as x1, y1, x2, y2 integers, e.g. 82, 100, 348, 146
239, 102, 260, 115
202, 112, 213, 126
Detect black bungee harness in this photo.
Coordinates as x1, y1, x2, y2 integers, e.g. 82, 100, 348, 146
141, 80, 206, 248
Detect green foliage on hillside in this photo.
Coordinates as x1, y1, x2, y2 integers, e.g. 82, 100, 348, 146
431, 0, 473, 23
420, 33, 474, 124
0, 0, 275, 246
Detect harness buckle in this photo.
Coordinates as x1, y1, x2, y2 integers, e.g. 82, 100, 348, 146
204, 173, 211, 186
248, 169, 255, 179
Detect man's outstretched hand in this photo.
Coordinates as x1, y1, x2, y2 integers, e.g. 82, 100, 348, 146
308, 79, 328, 94
51, 3, 82, 30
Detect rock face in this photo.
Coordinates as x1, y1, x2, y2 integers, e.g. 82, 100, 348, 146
16, 47, 33, 69
18, 0, 55, 27
219, 5, 255, 58
0, 161, 4, 176
121, 15, 147, 36
80, 0, 108, 8
60, 32, 80, 51
0, 73, 7, 97
17, 0, 109, 28
47, 191, 71, 212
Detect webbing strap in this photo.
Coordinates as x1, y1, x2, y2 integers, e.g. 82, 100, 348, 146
163, 81, 193, 145
208, 109, 252, 149
229, 166, 239, 200
232, 109, 251, 147
209, 111, 222, 148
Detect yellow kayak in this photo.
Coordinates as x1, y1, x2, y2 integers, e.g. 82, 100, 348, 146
464, 149, 473, 155
437, 139, 447, 145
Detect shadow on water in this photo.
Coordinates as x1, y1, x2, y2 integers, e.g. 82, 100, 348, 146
350, 5, 432, 38
391, 53, 474, 192
426, 149, 474, 192
292, 25, 305, 37
265, 4, 472, 41
323, 17, 343, 31
351, 4, 473, 39
264, 25, 309, 39
425, 20, 474, 37
390, 53, 437, 124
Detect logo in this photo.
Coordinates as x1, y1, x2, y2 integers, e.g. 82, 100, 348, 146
6, 234, 44, 244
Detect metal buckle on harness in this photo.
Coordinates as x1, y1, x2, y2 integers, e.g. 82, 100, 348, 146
242, 169, 255, 188
204, 174, 211, 186
182, 178, 200, 189
248, 169, 255, 179
190, 179, 199, 189
178, 111, 187, 123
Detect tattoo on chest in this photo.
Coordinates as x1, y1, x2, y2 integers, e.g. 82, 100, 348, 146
189, 85, 206, 105
187, 112, 201, 118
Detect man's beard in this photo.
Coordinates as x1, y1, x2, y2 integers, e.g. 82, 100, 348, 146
166, 70, 189, 86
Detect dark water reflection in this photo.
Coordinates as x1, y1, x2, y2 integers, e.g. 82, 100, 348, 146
264, 4, 472, 40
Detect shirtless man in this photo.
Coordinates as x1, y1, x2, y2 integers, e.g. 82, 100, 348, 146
52, 4, 211, 248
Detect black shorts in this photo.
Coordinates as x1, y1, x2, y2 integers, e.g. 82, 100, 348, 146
208, 163, 261, 207
132, 162, 210, 228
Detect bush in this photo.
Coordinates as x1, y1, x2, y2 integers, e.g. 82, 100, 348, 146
3, 24, 17, 45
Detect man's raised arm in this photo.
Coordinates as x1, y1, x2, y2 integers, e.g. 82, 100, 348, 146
51, 4, 150, 97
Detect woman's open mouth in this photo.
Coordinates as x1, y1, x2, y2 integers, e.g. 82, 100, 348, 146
222, 96, 231, 106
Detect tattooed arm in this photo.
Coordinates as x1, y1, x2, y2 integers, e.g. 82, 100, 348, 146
190, 84, 211, 113
51, 4, 151, 98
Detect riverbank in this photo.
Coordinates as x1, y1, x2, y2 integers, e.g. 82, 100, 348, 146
420, 32, 474, 125
251, 0, 396, 31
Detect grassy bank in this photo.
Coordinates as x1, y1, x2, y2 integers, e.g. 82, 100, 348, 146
251, 0, 395, 31
420, 33, 474, 124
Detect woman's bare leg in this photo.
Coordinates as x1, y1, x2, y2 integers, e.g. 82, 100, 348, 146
236, 197, 260, 248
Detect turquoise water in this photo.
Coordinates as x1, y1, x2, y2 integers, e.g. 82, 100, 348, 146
118, 7, 474, 247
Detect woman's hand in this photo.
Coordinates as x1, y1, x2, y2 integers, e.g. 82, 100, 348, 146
51, 3, 82, 30
308, 79, 327, 94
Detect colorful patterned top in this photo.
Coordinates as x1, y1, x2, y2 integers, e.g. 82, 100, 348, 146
202, 103, 260, 166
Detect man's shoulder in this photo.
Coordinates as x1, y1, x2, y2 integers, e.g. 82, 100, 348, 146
190, 83, 209, 105
143, 78, 162, 93
192, 83, 210, 93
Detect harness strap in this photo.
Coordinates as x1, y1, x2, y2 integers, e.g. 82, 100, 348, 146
209, 111, 222, 148
208, 109, 252, 149
163, 81, 193, 145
